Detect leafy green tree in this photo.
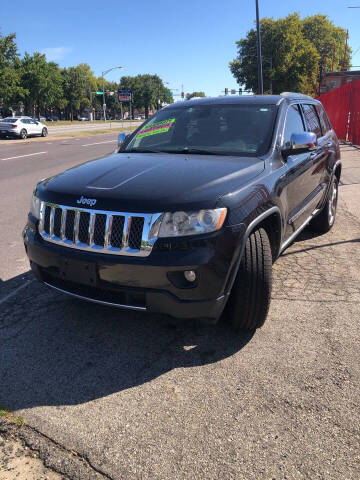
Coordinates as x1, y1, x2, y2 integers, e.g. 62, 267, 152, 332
62, 64, 97, 120
302, 15, 351, 72
119, 74, 173, 118
21, 52, 63, 118
0, 31, 24, 115
186, 91, 206, 100
230, 13, 348, 96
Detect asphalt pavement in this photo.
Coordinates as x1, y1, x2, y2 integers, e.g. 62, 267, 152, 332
0, 140, 359, 480
0, 133, 118, 281
46, 120, 141, 136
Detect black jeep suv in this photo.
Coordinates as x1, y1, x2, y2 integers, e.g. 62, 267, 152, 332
23, 93, 341, 330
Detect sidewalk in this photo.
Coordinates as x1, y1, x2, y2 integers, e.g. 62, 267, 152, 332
339, 145, 360, 220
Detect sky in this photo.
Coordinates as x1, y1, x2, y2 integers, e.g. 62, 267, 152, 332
1, 0, 360, 97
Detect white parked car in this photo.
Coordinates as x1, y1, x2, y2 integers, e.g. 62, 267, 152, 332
0, 116, 48, 139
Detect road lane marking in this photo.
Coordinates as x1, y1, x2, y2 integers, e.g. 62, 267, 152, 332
0, 280, 34, 306
81, 140, 116, 147
1, 151, 47, 161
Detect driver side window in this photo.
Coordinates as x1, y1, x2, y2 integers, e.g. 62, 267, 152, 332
283, 105, 305, 146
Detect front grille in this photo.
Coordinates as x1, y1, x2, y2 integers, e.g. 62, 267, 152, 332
39, 202, 162, 257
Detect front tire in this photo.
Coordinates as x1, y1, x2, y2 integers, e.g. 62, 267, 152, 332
224, 227, 272, 330
41, 127, 48, 137
20, 129, 27, 139
309, 176, 338, 233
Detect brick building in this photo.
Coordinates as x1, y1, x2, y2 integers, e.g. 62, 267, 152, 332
321, 70, 360, 93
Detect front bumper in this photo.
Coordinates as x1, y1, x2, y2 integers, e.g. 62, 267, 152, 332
23, 219, 243, 321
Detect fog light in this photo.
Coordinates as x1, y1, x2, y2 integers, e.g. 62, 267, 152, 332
184, 270, 196, 282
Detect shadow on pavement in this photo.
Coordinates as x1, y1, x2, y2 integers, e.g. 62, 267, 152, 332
282, 237, 360, 257
0, 272, 253, 410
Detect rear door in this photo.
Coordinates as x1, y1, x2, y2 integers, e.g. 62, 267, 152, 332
301, 103, 329, 205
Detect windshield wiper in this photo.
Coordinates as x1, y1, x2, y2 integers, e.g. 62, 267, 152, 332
160, 147, 220, 155
126, 148, 166, 153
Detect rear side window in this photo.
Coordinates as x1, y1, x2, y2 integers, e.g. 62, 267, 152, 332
316, 105, 332, 133
302, 104, 322, 138
283, 105, 305, 145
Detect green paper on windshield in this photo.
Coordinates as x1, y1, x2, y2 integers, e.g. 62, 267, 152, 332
137, 118, 175, 138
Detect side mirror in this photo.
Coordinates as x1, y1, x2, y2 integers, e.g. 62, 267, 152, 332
114, 132, 131, 153
118, 132, 130, 148
282, 132, 317, 159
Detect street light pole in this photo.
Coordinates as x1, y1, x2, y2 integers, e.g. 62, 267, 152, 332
101, 66, 123, 121
255, 0, 264, 94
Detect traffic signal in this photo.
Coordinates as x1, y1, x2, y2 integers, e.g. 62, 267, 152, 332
181, 91, 184, 98
225, 88, 229, 95
239, 88, 242, 95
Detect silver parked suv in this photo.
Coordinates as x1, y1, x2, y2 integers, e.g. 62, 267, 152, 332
0, 116, 48, 139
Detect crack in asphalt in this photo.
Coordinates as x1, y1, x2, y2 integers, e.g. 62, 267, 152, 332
1, 420, 115, 480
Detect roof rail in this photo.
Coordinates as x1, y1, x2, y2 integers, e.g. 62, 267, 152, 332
280, 92, 314, 100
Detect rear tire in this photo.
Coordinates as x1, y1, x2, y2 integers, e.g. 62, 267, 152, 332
309, 176, 338, 233
20, 129, 27, 139
224, 227, 272, 331
41, 127, 48, 137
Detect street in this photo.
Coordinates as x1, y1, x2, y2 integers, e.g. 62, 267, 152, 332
0, 139, 359, 479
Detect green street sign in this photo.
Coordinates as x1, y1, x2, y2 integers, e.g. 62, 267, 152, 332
96, 91, 104, 95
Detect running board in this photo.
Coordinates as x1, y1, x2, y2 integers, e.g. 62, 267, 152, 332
280, 209, 321, 253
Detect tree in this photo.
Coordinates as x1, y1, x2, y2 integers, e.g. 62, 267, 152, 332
119, 74, 173, 118
0, 32, 24, 115
21, 53, 63, 119
62, 64, 96, 120
229, 13, 349, 96
186, 91, 206, 100
302, 15, 351, 72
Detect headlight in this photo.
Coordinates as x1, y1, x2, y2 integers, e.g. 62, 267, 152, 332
149, 208, 227, 239
30, 194, 41, 219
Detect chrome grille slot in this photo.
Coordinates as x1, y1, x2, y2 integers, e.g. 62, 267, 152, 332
65, 210, 75, 242
44, 206, 51, 234
93, 214, 107, 246
53, 208, 62, 238
78, 212, 90, 244
110, 215, 125, 248
39, 202, 162, 257
129, 217, 144, 250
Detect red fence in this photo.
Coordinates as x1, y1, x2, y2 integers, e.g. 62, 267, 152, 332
317, 79, 360, 146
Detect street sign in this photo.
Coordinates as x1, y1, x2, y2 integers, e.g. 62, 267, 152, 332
231, 89, 236, 95
118, 88, 132, 102
96, 91, 103, 95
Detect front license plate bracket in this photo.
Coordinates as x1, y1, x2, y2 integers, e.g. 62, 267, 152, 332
59, 259, 97, 286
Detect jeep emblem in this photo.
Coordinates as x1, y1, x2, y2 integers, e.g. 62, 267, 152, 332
77, 196, 97, 207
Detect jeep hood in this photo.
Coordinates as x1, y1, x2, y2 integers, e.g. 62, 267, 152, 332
37, 152, 265, 212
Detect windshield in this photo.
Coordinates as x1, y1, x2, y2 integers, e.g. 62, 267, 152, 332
124, 104, 277, 156
2, 118, 18, 123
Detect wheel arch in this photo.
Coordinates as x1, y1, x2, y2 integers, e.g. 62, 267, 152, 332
224, 206, 282, 297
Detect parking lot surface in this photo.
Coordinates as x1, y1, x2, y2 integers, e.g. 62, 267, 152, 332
0, 141, 359, 479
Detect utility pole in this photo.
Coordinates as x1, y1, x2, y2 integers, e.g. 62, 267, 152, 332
255, 0, 264, 94
101, 66, 123, 121
341, 30, 349, 85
